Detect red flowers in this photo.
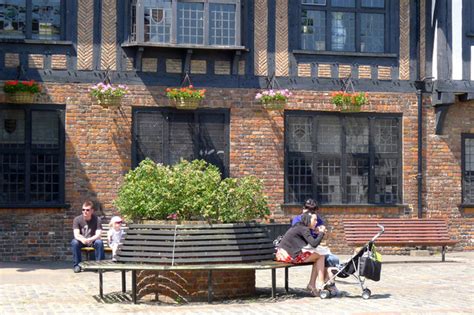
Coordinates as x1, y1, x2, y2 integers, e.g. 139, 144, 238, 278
4, 80, 41, 94
331, 91, 368, 111
166, 85, 206, 101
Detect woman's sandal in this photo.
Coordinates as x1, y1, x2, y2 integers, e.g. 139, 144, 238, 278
306, 284, 320, 297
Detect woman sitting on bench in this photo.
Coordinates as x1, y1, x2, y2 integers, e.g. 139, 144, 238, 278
275, 212, 326, 296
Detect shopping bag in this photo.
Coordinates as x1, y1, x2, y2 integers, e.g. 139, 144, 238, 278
359, 255, 382, 281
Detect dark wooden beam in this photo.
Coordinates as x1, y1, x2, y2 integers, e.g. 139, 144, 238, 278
434, 103, 452, 135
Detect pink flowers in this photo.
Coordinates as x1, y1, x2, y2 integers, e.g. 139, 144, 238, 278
255, 89, 292, 103
89, 83, 129, 98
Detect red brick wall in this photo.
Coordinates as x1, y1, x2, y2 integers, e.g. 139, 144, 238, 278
0, 84, 471, 261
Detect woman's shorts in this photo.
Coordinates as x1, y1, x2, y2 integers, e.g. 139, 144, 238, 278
275, 248, 312, 264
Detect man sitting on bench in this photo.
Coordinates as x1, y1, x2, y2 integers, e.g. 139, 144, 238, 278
71, 200, 105, 273
292, 198, 340, 296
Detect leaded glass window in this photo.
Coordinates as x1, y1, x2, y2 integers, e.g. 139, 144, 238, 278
130, 0, 240, 47
462, 135, 474, 204
286, 112, 401, 205
0, 107, 64, 206
0, 0, 62, 40
133, 108, 229, 177
300, 0, 386, 53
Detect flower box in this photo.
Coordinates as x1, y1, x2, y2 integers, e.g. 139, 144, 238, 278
3, 80, 41, 103
166, 85, 205, 110
96, 95, 123, 108
331, 91, 368, 112
256, 89, 291, 111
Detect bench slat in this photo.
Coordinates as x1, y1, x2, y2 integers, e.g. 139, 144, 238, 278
122, 238, 272, 247
118, 243, 274, 253
117, 254, 275, 264
124, 232, 270, 241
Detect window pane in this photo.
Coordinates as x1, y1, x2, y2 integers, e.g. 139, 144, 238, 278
374, 157, 399, 203
374, 118, 399, 153
346, 117, 368, 154
32, 0, 61, 40
0, 0, 26, 38
302, 0, 326, 5
361, 0, 384, 8
32, 111, 59, 149
210, 3, 235, 46
301, 10, 326, 50
464, 138, 474, 203
316, 115, 340, 154
131, 0, 137, 41
287, 156, 313, 203
288, 116, 312, 153
177, 1, 204, 45
144, 0, 172, 43
0, 110, 25, 148
331, 0, 355, 7
0, 153, 25, 203
199, 113, 227, 176
135, 111, 164, 164
331, 12, 354, 51
169, 112, 195, 164
317, 157, 341, 204
30, 153, 59, 202
361, 13, 384, 53
347, 156, 368, 203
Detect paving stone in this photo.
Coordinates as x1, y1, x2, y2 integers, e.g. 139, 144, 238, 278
0, 252, 473, 314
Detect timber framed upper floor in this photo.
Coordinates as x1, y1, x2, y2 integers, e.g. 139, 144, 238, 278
0, 0, 471, 94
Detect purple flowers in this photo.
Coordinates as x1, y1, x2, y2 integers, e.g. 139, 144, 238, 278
89, 83, 129, 98
255, 89, 292, 103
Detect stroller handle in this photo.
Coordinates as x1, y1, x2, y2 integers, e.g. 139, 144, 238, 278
371, 224, 385, 242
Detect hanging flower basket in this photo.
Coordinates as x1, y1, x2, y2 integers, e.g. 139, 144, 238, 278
3, 80, 41, 103
255, 89, 291, 111
331, 91, 368, 112
89, 83, 129, 109
170, 97, 201, 110
166, 85, 206, 110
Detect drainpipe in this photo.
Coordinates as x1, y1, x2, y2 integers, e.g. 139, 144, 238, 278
416, 89, 423, 219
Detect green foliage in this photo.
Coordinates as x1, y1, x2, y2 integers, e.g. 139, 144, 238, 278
114, 159, 270, 223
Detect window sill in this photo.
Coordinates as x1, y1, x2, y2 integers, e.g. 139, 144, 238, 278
292, 49, 398, 58
122, 41, 248, 51
0, 203, 70, 209
0, 38, 73, 46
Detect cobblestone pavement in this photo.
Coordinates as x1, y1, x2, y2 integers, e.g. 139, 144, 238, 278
1, 252, 473, 315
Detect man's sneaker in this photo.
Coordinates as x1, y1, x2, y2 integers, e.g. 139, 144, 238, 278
327, 283, 340, 297
73, 265, 81, 273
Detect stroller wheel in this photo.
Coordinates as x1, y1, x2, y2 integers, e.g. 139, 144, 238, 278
319, 290, 330, 299
362, 289, 371, 300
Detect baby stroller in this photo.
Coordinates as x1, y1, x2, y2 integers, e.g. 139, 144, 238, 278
319, 224, 384, 300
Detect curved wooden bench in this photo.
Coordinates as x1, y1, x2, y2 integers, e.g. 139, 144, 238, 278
343, 219, 458, 261
80, 223, 298, 303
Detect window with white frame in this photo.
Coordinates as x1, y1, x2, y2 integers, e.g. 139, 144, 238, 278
285, 112, 402, 205
301, 0, 386, 53
0, 0, 62, 40
130, 0, 240, 46
462, 134, 474, 204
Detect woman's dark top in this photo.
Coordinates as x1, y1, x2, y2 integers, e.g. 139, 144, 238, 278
279, 224, 325, 258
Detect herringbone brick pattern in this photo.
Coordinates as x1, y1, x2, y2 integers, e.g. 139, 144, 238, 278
399, 0, 410, 80
275, 0, 289, 77
77, 0, 93, 70
101, 0, 117, 70
254, 0, 267, 76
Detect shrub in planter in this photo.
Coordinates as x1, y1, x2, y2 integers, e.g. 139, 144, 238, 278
115, 159, 270, 223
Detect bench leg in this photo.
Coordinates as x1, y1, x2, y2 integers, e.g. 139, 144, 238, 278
207, 270, 213, 304
271, 269, 276, 298
442, 246, 446, 262
285, 267, 289, 293
121, 270, 126, 293
99, 271, 103, 299
132, 270, 137, 304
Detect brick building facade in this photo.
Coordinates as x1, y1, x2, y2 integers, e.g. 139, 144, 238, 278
0, 0, 472, 262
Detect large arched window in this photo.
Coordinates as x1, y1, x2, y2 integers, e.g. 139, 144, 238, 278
130, 0, 241, 47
